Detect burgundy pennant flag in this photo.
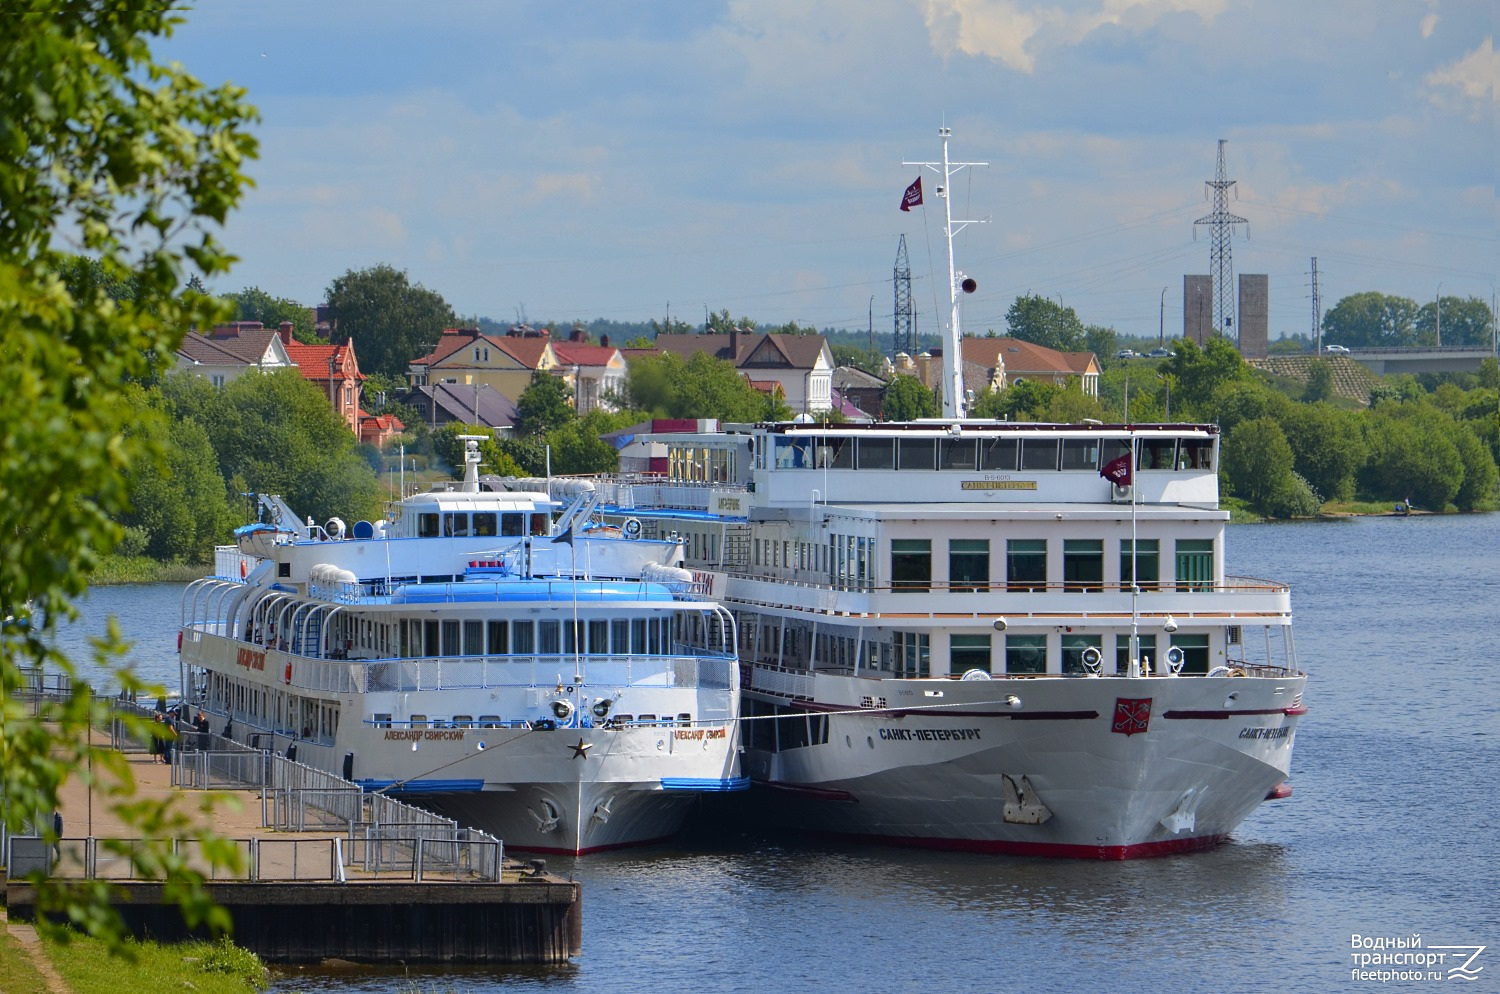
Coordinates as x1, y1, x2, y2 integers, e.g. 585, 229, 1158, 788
899, 176, 923, 212
1100, 451, 1132, 486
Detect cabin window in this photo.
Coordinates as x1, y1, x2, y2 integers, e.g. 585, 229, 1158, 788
1005, 635, 1047, 675
898, 438, 936, 471
1061, 635, 1103, 675
1120, 539, 1159, 589
442, 620, 461, 655
1060, 438, 1100, 471
1115, 634, 1156, 675
418, 513, 440, 538
410, 714, 428, 729
1100, 438, 1130, 469
939, 438, 977, 470
894, 631, 930, 678
1141, 438, 1177, 470
589, 620, 609, 654
464, 620, 484, 656
950, 634, 992, 675
473, 512, 497, 536
857, 438, 895, 469
890, 539, 931, 592
511, 621, 534, 654
423, 620, 440, 656
1063, 540, 1104, 591
501, 513, 525, 537
775, 436, 811, 468
1169, 633, 1211, 674
530, 513, 549, 536
1175, 539, 1214, 591
978, 437, 1018, 471
452, 715, 473, 728
611, 619, 629, 654
538, 620, 561, 655
1006, 539, 1047, 591
488, 620, 508, 654
479, 715, 501, 728
949, 539, 989, 592
1020, 438, 1059, 471
816, 437, 854, 468
1178, 439, 1213, 470
373, 713, 392, 728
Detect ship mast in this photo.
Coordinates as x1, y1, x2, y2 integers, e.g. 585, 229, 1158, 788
904, 126, 987, 418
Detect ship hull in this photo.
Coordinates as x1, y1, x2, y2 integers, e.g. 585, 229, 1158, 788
740, 671, 1304, 858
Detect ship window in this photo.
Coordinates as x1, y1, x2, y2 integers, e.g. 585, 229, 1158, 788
501, 513, 524, 537
950, 634, 992, 675
451, 715, 473, 727
1175, 539, 1214, 592
538, 620, 561, 654
612, 619, 629, 654
1101, 438, 1130, 468
589, 620, 609, 654
1169, 633, 1211, 674
473, 512, 497, 536
898, 438, 936, 470
488, 620, 508, 654
479, 715, 500, 728
442, 620, 461, 655
1060, 438, 1100, 471
373, 713, 392, 728
423, 620, 440, 656
410, 714, 428, 729
1179, 439, 1213, 470
1120, 539, 1159, 589
1061, 635, 1103, 675
511, 621, 534, 654
530, 513, 549, 536
978, 437, 1018, 471
1006, 539, 1047, 591
816, 437, 854, 468
418, 513, 440, 538
890, 539, 931, 592
1141, 438, 1176, 470
1115, 634, 1157, 676
632, 619, 647, 654
464, 620, 484, 656
1020, 438, 1059, 470
1005, 635, 1047, 675
775, 436, 811, 468
894, 631, 930, 678
857, 437, 894, 469
1063, 539, 1104, 592
939, 438, 977, 470
949, 539, 989, 592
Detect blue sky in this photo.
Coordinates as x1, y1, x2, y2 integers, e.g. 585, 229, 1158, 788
162, 0, 1494, 342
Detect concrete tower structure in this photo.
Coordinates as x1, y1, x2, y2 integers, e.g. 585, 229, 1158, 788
1238, 274, 1268, 358
1183, 275, 1213, 345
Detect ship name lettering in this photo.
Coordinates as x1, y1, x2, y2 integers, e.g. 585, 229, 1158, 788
673, 727, 727, 740
878, 728, 981, 742
383, 729, 467, 742
1238, 726, 1290, 739
235, 648, 265, 672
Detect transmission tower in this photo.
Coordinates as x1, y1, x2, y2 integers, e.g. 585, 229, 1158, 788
892, 233, 915, 357
1309, 256, 1322, 349
1193, 139, 1248, 342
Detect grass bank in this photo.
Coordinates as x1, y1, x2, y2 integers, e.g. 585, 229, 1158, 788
1, 925, 267, 994
89, 556, 209, 585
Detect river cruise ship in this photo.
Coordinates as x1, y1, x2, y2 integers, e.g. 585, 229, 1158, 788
586, 418, 1306, 858
179, 439, 743, 854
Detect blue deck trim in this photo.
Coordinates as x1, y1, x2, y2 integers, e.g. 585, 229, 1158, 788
660, 776, 750, 792
355, 778, 485, 794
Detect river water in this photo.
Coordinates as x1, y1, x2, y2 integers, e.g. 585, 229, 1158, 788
52, 515, 1499, 993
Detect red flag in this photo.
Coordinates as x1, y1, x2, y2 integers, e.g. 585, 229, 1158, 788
899, 176, 923, 212
1100, 451, 1132, 486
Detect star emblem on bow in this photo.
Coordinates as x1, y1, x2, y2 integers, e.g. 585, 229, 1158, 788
569, 738, 592, 760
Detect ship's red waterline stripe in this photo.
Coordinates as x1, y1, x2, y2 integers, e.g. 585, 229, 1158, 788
1162, 706, 1308, 719
817, 831, 1230, 860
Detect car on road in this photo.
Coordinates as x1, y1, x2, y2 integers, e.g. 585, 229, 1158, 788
1323, 344, 1350, 354
1147, 347, 1174, 358
1115, 349, 1136, 359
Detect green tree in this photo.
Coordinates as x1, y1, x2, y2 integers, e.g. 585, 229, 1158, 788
224, 286, 315, 342
1303, 359, 1334, 403
1282, 404, 1366, 503
831, 343, 885, 375
1359, 405, 1464, 510
1166, 337, 1250, 412
1208, 379, 1292, 436
1221, 417, 1298, 513
516, 371, 577, 437
881, 374, 939, 420
118, 386, 236, 562
1323, 292, 1420, 348
1084, 325, 1118, 366
969, 379, 1060, 421
1005, 294, 1086, 352
325, 264, 455, 378
1451, 425, 1498, 511
624, 351, 785, 422
546, 409, 637, 475
1, 4, 257, 941
1417, 296, 1494, 348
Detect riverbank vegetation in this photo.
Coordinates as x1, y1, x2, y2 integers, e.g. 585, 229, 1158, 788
0, 926, 267, 994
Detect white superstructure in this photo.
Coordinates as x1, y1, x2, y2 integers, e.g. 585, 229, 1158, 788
587, 418, 1305, 858
179, 440, 743, 854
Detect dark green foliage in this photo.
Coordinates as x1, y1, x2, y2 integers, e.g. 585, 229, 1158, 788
324, 264, 455, 378
882, 374, 940, 420
224, 286, 315, 342
1221, 417, 1297, 514
625, 352, 789, 422
1005, 294, 1087, 352
516, 371, 577, 437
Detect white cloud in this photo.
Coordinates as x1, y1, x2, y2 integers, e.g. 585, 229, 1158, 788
920, 0, 1225, 73
1424, 37, 1496, 116
1419, 12, 1437, 39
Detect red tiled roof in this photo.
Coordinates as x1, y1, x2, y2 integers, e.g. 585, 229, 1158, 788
551, 343, 620, 367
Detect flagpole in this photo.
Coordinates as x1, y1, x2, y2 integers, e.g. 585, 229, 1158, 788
1129, 432, 1141, 679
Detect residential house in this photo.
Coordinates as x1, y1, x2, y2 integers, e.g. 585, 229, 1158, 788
397, 382, 519, 435
649, 331, 834, 415
552, 331, 627, 415
831, 365, 886, 420
174, 321, 295, 387
958, 337, 1100, 398
280, 326, 364, 434
357, 412, 406, 448
408, 327, 558, 403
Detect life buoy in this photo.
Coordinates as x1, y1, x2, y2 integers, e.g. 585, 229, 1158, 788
240, 560, 247, 579
176, 631, 183, 652
284, 661, 292, 685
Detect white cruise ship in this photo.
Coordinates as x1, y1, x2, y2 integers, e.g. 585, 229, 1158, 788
587, 419, 1305, 857
179, 439, 743, 854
